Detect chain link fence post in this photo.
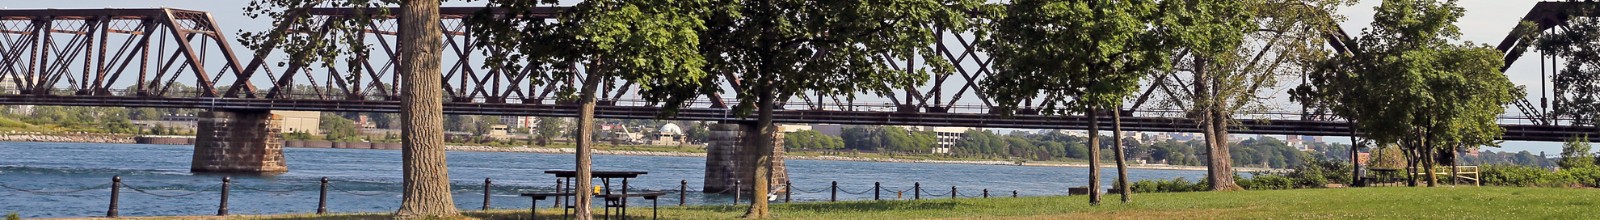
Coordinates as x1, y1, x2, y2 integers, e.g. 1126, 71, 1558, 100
317, 177, 328, 214
107, 175, 120, 218
218, 176, 230, 216
829, 181, 837, 202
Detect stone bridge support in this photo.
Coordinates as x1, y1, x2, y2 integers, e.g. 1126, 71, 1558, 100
704, 123, 789, 194
191, 110, 287, 173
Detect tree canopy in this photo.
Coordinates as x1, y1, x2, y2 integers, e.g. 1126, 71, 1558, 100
1295, 0, 1520, 186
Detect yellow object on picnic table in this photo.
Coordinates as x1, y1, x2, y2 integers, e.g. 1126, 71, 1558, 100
593, 185, 602, 195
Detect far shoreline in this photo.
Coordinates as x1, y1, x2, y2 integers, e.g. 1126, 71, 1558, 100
0, 133, 1282, 172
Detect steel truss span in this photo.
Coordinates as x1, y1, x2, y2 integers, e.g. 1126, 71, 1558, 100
0, 6, 1595, 142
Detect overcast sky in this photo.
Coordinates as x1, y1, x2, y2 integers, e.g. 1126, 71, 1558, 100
2, 1, 1576, 155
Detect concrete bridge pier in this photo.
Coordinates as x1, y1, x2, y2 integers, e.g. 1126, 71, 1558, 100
190, 110, 288, 173
704, 123, 789, 194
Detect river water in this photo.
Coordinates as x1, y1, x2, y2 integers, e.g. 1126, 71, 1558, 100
0, 142, 1205, 218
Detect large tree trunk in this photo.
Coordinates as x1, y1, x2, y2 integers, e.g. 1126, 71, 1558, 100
395, 0, 457, 217
1195, 58, 1238, 191
1112, 108, 1130, 203
572, 73, 604, 220
744, 81, 775, 218
1208, 110, 1239, 190
1087, 105, 1102, 205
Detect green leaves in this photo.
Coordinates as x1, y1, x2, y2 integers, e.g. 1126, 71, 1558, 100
1300, 0, 1518, 151
982, 0, 1168, 115
470, 0, 711, 115
701, 0, 973, 115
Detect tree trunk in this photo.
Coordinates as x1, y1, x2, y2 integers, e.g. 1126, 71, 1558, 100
1350, 126, 1361, 187
744, 81, 775, 219
1086, 105, 1102, 205
1424, 141, 1437, 187
571, 74, 603, 220
1451, 144, 1459, 186
1208, 109, 1239, 190
395, 0, 457, 217
1404, 139, 1416, 187
1112, 108, 1130, 203
1195, 58, 1238, 191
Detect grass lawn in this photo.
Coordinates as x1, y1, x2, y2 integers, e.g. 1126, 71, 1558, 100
165, 187, 1597, 219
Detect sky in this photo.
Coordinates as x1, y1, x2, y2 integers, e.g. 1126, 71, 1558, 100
0, 1, 1580, 155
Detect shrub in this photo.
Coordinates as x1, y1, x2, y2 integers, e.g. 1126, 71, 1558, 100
1561, 167, 1600, 187
1239, 173, 1295, 190
6, 212, 18, 220
1130, 177, 1206, 193
1481, 165, 1571, 187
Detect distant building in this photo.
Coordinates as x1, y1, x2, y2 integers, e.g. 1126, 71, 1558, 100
902, 126, 969, 155
501, 116, 538, 129
653, 123, 685, 145
779, 124, 812, 133
487, 125, 509, 140
811, 124, 845, 136
273, 111, 320, 134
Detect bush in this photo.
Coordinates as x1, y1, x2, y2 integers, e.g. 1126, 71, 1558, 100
1562, 167, 1600, 187
6, 212, 17, 220
1239, 173, 1295, 190
1131, 177, 1207, 193
1481, 165, 1571, 187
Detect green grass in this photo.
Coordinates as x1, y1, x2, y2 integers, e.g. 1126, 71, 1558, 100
208, 187, 1598, 220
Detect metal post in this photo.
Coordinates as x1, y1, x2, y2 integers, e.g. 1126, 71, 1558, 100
951, 186, 957, 199
317, 177, 328, 214
874, 182, 881, 200
830, 181, 837, 202
108, 175, 120, 218
679, 180, 687, 206
483, 178, 492, 211
556, 179, 563, 208
983, 189, 989, 198
784, 180, 791, 203
219, 176, 230, 216
734, 180, 741, 206
914, 182, 920, 200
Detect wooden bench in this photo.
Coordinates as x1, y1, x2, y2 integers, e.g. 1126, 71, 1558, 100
522, 191, 669, 220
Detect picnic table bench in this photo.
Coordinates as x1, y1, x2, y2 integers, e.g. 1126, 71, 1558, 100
522, 191, 669, 220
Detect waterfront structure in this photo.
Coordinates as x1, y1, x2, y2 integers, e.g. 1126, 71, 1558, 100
0, 4, 1589, 176
273, 111, 320, 135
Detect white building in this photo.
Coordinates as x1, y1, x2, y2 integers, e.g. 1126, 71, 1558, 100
501, 116, 538, 129
902, 126, 971, 155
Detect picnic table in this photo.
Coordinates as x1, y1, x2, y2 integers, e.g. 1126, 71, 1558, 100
521, 191, 668, 220
526, 170, 655, 219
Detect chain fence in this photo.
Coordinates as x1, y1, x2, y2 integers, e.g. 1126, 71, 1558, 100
121, 183, 212, 198
0, 182, 110, 195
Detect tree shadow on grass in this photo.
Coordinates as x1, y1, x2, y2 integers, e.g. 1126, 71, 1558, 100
780, 201, 961, 213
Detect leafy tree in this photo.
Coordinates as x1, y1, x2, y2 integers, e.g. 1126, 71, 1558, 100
470, 0, 710, 218
1296, 0, 1520, 187
783, 130, 843, 150
690, 0, 973, 216
1526, 10, 1600, 125
320, 113, 360, 141
534, 117, 565, 146
1157, 0, 1354, 191
1560, 137, 1595, 170
983, 0, 1168, 204
683, 122, 709, 144
242, 0, 459, 216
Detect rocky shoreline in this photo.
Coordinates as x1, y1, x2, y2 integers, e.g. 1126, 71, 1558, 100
0, 133, 133, 143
